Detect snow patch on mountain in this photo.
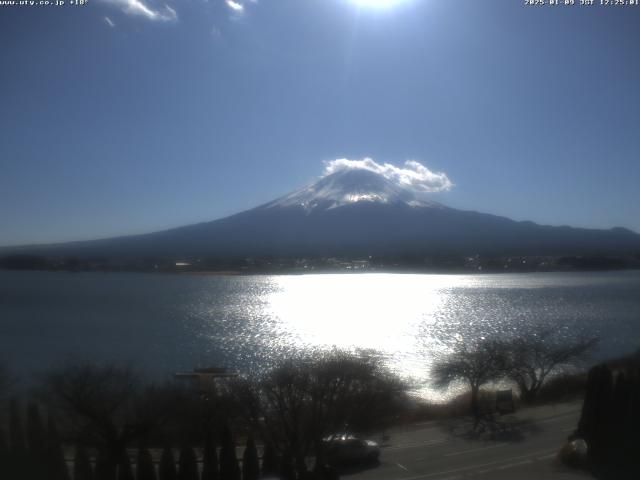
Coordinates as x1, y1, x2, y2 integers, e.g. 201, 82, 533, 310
264, 168, 445, 213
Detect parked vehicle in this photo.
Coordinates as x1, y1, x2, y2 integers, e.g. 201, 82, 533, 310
323, 434, 380, 464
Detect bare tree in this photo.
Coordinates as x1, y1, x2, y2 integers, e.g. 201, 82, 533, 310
431, 340, 507, 420
39, 362, 181, 473
503, 330, 598, 402
232, 349, 408, 476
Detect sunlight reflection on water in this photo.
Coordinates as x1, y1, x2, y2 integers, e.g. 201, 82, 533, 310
2, 270, 640, 400
265, 274, 448, 391
194, 272, 640, 399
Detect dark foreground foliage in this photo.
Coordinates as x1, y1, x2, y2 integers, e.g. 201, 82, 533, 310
230, 349, 410, 477
430, 329, 598, 421
0, 350, 408, 480
573, 351, 640, 479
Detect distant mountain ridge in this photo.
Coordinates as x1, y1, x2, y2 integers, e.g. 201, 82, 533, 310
3, 168, 640, 260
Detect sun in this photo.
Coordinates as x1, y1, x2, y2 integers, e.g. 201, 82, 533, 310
351, 0, 408, 8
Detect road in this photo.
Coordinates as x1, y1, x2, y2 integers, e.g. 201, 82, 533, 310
344, 402, 590, 480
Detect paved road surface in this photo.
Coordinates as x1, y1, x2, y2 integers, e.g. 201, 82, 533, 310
343, 402, 589, 480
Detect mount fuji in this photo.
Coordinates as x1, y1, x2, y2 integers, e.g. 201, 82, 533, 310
3, 167, 640, 260
262, 168, 443, 212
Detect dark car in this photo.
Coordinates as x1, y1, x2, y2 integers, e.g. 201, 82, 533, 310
323, 434, 381, 464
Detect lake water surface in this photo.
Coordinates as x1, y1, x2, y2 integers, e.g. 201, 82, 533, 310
1, 270, 639, 396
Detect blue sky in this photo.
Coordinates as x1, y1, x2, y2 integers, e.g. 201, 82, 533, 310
1, 0, 639, 246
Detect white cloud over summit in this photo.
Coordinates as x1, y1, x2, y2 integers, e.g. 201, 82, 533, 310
324, 158, 454, 193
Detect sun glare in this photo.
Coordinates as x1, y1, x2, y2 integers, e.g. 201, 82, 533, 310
351, 0, 408, 8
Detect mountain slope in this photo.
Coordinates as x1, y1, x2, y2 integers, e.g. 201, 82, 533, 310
3, 168, 640, 259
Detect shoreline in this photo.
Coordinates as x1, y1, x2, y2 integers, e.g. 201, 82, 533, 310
2, 266, 640, 277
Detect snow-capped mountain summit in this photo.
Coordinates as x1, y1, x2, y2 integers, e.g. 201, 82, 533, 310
263, 168, 444, 212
